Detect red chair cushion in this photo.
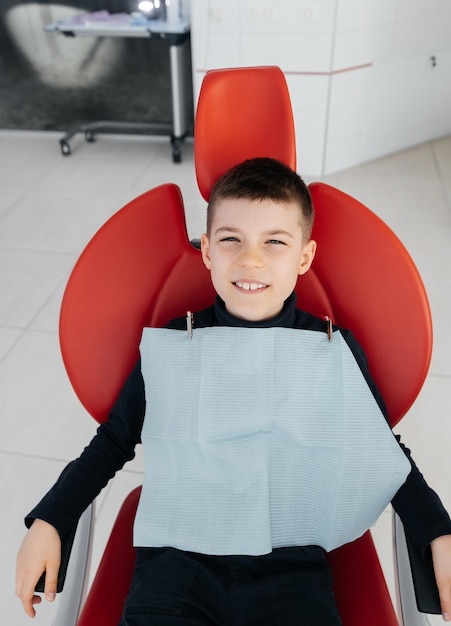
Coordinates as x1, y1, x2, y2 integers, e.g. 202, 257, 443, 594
195, 66, 296, 201
303, 182, 432, 425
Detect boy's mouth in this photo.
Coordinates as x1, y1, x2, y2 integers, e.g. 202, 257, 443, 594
233, 281, 268, 291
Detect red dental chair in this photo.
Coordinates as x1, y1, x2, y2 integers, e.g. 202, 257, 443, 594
54, 67, 434, 626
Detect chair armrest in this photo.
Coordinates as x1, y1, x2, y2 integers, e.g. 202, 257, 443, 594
50, 502, 95, 626
393, 510, 440, 625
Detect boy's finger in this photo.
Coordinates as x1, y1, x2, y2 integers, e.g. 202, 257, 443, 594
16, 580, 42, 618
438, 584, 451, 621
30, 594, 43, 615
441, 603, 451, 622
44, 567, 58, 602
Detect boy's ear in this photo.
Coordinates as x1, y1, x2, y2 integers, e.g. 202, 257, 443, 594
298, 239, 317, 276
200, 233, 212, 270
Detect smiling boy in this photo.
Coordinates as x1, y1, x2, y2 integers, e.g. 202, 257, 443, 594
201, 155, 316, 324
16, 157, 451, 624
201, 197, 316, 322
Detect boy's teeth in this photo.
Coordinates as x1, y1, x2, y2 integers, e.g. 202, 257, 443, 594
236, 281, 266, 290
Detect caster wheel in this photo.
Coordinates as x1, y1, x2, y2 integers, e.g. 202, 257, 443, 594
60, 140, 71, 156
171, 136, 183, 163
85, 130, 95, 143
172, 147, 182, 163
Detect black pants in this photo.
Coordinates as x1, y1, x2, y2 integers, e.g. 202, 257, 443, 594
119, 546, 342, 626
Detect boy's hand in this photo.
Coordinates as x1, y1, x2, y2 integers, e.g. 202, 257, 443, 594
15, 519, 61, 618
431, 534, 451, 622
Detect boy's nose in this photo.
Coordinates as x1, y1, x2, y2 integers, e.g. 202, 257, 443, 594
237, 245, 264, 268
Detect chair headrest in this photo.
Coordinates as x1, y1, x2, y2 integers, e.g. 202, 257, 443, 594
194, 66, 296, 202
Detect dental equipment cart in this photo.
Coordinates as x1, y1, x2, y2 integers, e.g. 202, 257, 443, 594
45, 12, 191, 162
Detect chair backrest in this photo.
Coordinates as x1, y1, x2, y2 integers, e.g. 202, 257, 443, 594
194, 66, 296, 201
62, 67, 432, 626
61, 66, 431, 427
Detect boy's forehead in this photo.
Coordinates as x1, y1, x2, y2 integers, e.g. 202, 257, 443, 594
213, 196, 302, 222
210, 197, 305, 235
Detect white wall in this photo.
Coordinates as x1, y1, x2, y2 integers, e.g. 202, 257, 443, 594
190, 0, 451, 176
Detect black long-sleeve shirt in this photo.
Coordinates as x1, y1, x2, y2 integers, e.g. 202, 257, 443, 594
26, 293, 451, 556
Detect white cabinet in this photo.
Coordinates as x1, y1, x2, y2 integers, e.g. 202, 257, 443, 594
364, 49, 451, 163
190, 0, 451, 176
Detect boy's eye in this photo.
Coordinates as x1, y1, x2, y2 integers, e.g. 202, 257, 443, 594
219, 236, 239, 242
268, 239, 286, 245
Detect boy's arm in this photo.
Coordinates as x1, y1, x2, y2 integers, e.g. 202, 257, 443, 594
391, 445, 451, 555
340, 327, 451, 552
431, 534, 451, 622
25, 359, 145, 537
342, 326, 451, 620
16, 519, 61, 618
16, 359, 145, 616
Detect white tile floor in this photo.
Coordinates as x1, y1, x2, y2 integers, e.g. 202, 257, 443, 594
1, 130, 450, 625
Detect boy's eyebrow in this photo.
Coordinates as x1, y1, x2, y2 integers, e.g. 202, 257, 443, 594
213, 226, 240, 235
213, 226, 294, 238
265, 229, 295, 238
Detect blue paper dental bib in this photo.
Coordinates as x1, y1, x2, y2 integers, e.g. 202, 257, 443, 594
134, 326, 410, 555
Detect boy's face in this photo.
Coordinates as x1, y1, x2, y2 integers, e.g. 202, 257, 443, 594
201, 197, 316, 322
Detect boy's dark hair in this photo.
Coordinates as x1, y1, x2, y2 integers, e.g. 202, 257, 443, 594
207, 157, 314, 239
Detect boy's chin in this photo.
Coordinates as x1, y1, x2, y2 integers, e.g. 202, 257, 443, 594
225, 303, 284, 323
